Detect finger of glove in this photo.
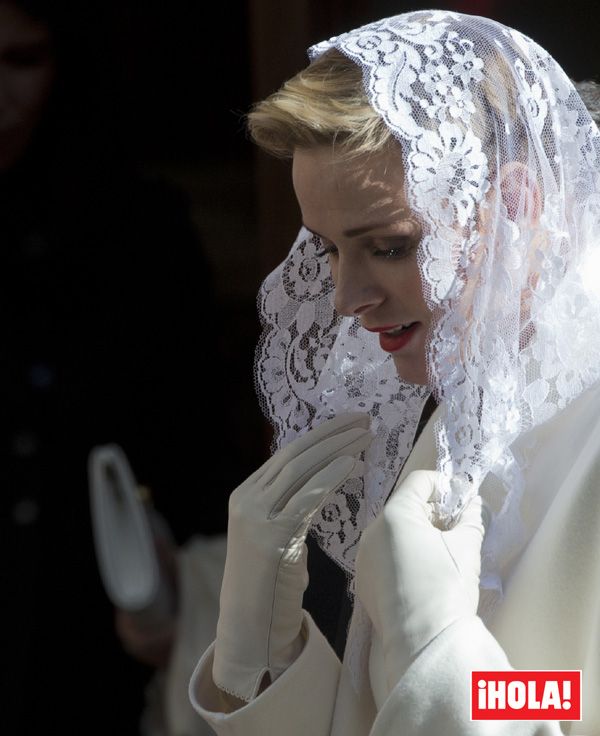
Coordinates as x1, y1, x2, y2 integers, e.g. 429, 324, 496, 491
442, 495, 486, 572
258, 413, 371, 487
265, 427, 372, 515
278, 455, 357, 532
389, 470, 441, 513
448, 494, 486, 537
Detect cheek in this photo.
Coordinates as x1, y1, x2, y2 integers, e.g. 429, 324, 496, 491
0, 64, 55, 171
328, 255, 338, 285
384, 262, 428, 312
5, 63, 55, 119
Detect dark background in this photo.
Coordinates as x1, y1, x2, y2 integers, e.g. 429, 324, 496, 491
2, 0, 598, 733
109, 0, 600, 273
85, 0, 600, 282
96, 0, 600, 466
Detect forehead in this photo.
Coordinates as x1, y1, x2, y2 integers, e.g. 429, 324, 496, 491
0, 2, 52, 48
292, 145, 411, 232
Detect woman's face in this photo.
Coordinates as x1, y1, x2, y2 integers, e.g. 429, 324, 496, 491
292, 144, 432, 385
0, 1, 56, 172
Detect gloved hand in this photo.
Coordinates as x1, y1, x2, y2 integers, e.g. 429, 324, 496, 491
355, 470, 487, 692
213, 412, 373, 702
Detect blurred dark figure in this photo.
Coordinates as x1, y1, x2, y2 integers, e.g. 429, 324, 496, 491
0, 0, 231, 732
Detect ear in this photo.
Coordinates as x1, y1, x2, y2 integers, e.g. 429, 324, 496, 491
498, 161, 542, 224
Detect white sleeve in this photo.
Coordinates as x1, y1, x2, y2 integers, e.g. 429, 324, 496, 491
189, 612, 341, 736
370, 617, 567, 736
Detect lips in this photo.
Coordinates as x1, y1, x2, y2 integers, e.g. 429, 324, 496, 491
364, 322, 420, 353
364, 324, 406, 333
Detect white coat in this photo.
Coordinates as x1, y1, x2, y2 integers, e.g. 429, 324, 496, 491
189, 381, 600, 735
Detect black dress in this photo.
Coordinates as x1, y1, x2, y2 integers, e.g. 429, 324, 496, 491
303, 394, 438, 659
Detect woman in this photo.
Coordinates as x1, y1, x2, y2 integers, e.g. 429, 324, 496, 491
189, 10, 600, 734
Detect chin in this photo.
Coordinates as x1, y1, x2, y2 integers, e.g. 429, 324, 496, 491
392, 356, 429, 386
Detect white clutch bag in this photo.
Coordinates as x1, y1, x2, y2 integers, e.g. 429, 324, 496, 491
88, 443, 175, 627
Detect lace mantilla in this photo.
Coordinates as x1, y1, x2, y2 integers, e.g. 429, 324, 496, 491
254, 9, 600, 687
256, 229, 429, 580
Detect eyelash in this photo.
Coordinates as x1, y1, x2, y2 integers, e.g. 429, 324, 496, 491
4, 49, 49, 67
315, 241, 414, 260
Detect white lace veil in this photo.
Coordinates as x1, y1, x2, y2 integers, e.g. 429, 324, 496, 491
253, 10, 600, 688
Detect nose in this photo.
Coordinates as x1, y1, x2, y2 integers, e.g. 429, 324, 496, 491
0, 66, 18, 126
332, 257, 385, 317
0, 69, 10, 120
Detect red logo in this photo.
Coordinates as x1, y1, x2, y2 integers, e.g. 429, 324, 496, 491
471, 671, 582, 721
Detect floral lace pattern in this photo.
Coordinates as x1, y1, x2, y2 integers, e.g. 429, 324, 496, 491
255, 9, 600, 690
306, 9, 600, 525
255, 230, 429, 578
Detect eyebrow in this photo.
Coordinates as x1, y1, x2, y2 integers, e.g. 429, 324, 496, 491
303, 218, 413, 240
2, 38, 53, 57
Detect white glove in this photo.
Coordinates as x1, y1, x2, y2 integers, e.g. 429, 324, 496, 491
213, 412, 373, 702
355, 470, 487, 692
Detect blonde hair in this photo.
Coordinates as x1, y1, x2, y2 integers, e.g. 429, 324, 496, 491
247, 47, 523, 167
247, 50, 393, 159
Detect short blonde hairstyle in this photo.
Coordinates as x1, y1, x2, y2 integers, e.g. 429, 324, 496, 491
247, 46, 523, 168
247, 49, 393, 159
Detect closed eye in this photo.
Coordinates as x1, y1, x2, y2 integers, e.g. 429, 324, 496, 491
315, 238, 416, 260
315, 243, 337, 258
373, 240, 415, 259
3, 42, 52, 68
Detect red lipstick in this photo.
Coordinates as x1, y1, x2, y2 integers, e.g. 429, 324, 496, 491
364, 323, 421, 353
364, 325, 402, 333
